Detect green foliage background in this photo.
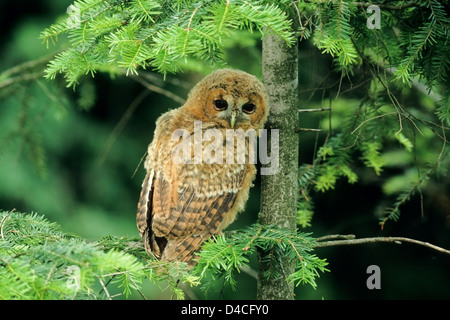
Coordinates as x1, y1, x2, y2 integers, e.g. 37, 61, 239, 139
0, 0, 449, 299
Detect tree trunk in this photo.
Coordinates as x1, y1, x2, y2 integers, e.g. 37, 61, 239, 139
256, 31, 299, 300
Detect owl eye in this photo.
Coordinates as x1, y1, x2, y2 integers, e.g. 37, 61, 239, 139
213, 99, 228, 111
242, 103, 256, 114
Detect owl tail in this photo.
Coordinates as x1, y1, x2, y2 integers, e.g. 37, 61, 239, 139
142, 228, 165, 259
161, 235, 208, 266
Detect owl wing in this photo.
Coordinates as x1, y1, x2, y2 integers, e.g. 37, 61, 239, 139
136, 168, 156, 255
137, 160, 247, 264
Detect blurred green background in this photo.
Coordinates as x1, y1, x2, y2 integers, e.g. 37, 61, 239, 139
1, 0, 449, 300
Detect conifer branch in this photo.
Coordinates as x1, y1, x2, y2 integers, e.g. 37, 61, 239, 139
39, 0, 296, 84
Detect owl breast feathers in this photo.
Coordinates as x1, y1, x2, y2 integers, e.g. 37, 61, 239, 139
136, 69, 269, 265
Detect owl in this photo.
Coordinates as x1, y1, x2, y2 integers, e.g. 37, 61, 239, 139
136, 68, 269, 265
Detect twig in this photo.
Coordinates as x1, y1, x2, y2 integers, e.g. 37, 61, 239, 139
0, 209, 15, 240
132, 151, 148, 179
315, 234, 356, 242
139, 71, 192, 90
0, 51, 59, 89
239, 265, 258, 280
295, 127, 323, 133
350, 112, 397, 135
301, 0, 418, 10
97, 89, 150, 165
352, 1, 417, 10
314, 235, 450, 255
131, 75, 185, 105
0, 52, 56, 79
98, 277, 113, 300
129, 276, 148, 300
0, 72, 45, 90
298, 107, 331, 113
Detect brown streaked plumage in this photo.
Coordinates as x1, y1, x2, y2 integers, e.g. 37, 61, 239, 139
137, 69, 269, 265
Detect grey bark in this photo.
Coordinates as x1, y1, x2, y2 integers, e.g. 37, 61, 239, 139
257, 30, 299, 300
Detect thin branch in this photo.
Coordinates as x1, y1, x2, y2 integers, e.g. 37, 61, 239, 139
301, 0, 418, 10
315, 234, 355, 242
130, 74, 185, 105
296, 127, 323, 133
98, 277, 113, 300
129, 276, 148, 300
0, 52, 56, 79
97, 89, 150, 165
0, 72, 45, 90
314, 235, 450, 255
0, 209, 15, 240
298, 107, 331, 113
132, 151, 148, 179
352, 1, 418, 10
138, 70, 193, 90
239, 265, 258, 280
351, 112, 397, 135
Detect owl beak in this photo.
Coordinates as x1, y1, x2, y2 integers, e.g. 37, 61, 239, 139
230, 110, 237, 129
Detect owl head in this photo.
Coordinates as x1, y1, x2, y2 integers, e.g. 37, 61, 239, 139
183, 69, 269, 130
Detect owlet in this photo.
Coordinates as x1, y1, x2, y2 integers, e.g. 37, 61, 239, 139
136, 69, 269, 265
